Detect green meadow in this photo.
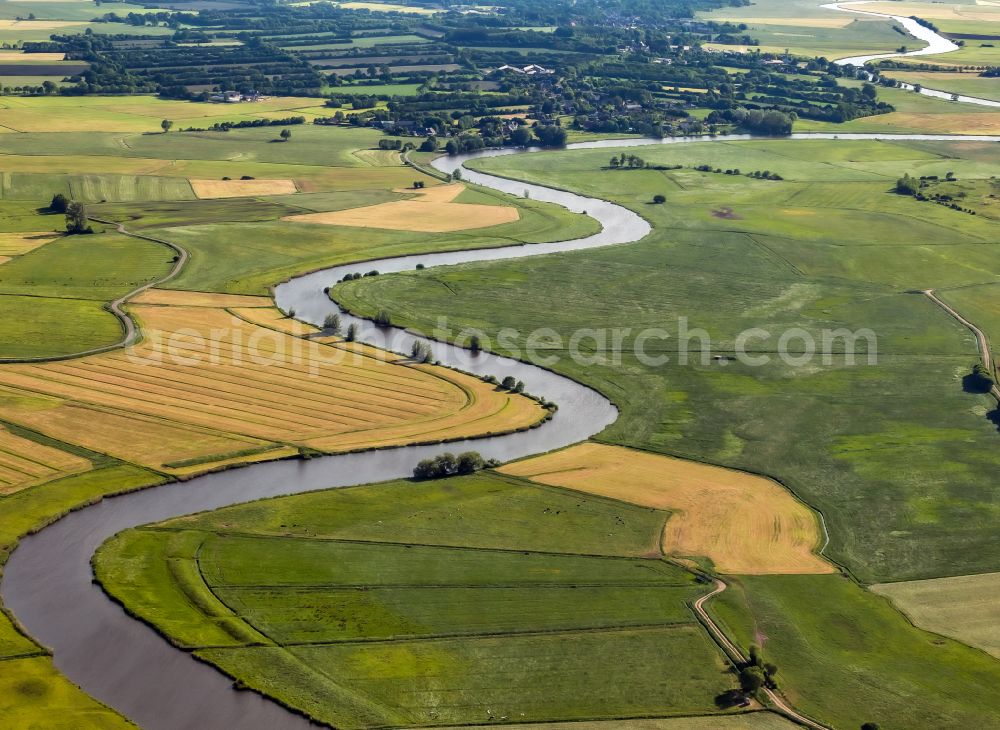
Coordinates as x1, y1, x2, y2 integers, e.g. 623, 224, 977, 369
94, 474, 740, 728
334, 138, 1000, 584
0, 123, 596, 354
710, 575, 1000, 729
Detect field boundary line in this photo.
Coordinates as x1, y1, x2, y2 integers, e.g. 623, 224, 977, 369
691, 579, 831, 730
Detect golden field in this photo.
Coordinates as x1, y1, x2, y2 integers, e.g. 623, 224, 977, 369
190, 178, 298, 199
501, 443, 834, 575
0, 291, 544, 474
282, 183, 521, 232
0, 425, 91, 495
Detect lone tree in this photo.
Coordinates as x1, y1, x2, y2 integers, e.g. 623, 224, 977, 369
49, 192, 69, 213
652, 194, 666, 204
966, 362, 995, 393
280, 128, 292, 142
65, 201, 91, 234
161, 119, 173, 133
896, 174, 919, 196
345, 323, 359, 342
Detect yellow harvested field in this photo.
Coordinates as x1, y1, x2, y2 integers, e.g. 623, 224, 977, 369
0, 425, 91, 495
397, 182, 465, 202
0, 232, 56, 257
0, 292, 543, 471
0, 52, 65, 61
131, 289, 270, 308
873, 572, 1000, 659
859, 1, 1000, 21
282, 183, 520, 232
500, 443, 834, 575
0, 257, 9, 266
190, 178, 298, 199
0, 20, 83, 29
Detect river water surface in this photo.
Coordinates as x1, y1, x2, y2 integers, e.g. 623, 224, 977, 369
3, 132, 1000, 729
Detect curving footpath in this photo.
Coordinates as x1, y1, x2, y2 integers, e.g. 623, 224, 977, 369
4, 133, 1000, 730
0, 218, 188, 364
925, 289, 1000, 401
692, 579, 830, 730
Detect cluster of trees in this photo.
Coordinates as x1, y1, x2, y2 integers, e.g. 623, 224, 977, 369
743, 645, 778, 690
50, 194, 93, 234
413, 451, 498, 479
966, 363, 996, 394
181, 116, 306, 133
896, 172, 978, 214
609, 153, 653, 169
482, 374, 526, 393
694, 164, 783, 180
337, 270, 380, 283
707, 108, 794, 135
443, 123, 565, 154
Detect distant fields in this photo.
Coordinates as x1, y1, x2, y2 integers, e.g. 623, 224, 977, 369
883, 70, 1000, 103
95, 473, 741, 727
699, 0, 907, 59
873, 572, 1000, 658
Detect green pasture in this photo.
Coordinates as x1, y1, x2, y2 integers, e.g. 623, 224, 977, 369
0, 229, 173, 358
94, 473, 740, 727
331, 139, 1000, 583
159, 190, 599, 294
710, 574, 1000, 729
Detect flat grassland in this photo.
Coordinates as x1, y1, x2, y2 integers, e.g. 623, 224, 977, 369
334, 137, 1000, 728
0, 290, 544, 473
883, 70, 1000, 103
337, 138, 1000, 583
501, 443, 833, 575
0, 230, 174, 359
447, 718, 800, 730
95, 473, 740, 728
698, 0, 907, 59
0, 118, 598, 348
282, 182, 522, 232
0, 95, 345, 133
796, 84, 1000, 135
873, 572, 1000, 658
710, 575, 1000, 729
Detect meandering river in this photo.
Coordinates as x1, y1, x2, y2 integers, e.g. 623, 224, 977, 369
826, 1, 1000, 108
3, 128, 999, 729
